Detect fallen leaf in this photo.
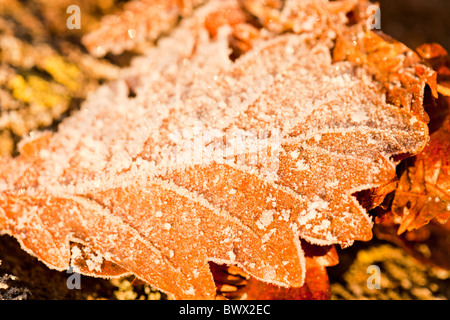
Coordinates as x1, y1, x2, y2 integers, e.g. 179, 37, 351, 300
212, 241, 338, 300
416, 43, 450, 97
381, 110, 450, 236
373, 43, 450, 270
376, 44, 450, 236
331, 2, 438, 124
0, 0, 430, 299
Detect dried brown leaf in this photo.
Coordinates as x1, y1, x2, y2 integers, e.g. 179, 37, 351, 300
376, 43, 450, 236
387, 114, 450, 235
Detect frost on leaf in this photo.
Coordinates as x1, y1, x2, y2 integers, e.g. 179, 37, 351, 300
390, 115, 450, 235
373, 113, 449, 269
0, 0, 431, 299
212, 240, 338, 300
375, 44, 450, 237
373, 43, 449, 270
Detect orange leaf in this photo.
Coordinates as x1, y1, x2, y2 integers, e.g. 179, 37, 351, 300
0, 0, 431, 299
390, 114, 450, 234
212, 241, 338, 300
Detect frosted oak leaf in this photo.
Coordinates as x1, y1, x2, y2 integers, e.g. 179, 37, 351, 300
0, 0, 430, 299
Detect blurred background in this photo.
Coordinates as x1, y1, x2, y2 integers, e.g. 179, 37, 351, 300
378, 0, 450, 52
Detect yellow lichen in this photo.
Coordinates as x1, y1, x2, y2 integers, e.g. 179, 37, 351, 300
7, 74, 69, 109
40, 55, 81, 92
